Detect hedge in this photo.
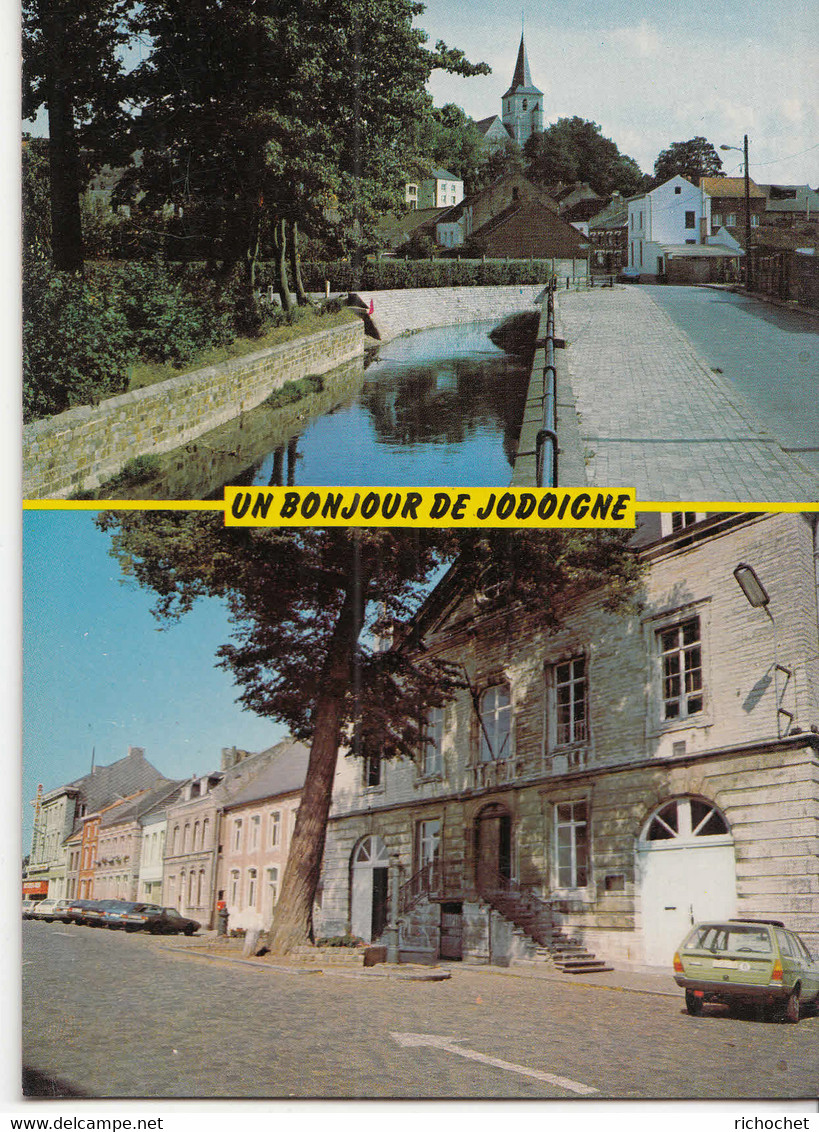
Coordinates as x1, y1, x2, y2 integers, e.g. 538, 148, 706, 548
256, 258, 558, 292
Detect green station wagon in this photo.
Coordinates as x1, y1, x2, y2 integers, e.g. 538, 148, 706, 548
673, 919, 819, 1022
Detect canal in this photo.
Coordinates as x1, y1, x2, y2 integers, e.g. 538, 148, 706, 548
128, 321, 532, 498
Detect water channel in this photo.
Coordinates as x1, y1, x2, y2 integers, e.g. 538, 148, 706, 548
129, 321, 532, 499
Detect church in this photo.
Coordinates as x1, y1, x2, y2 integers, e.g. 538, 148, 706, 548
476, 30, 544, 150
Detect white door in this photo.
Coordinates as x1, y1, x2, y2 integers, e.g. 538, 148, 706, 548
637, 797, 737, 967
350, 836, 390, 942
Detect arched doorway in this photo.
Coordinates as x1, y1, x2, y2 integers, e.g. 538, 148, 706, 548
475, 803, 512, 893
637, 796, 737, 966
350, 835, 390, 942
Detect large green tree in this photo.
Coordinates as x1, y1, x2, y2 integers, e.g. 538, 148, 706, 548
524, 117, 646, 197
22, 0, 134, 271
118, 0, 489, 312
98, 515, 643, 954
653, 137, 724, 186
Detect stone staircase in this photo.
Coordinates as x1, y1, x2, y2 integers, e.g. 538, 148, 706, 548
483, 884, 612, 973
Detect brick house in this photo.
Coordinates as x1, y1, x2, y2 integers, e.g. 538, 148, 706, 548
317, 513, 819, 968
93, 779, 184, 901
701, 176, 767, 235
216, 738, 309, 933
588, 193, 628, 275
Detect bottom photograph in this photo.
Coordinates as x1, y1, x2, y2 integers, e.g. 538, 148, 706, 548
21, 509, 819, 1100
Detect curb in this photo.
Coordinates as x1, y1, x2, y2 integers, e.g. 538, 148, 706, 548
160, 945, 452, 980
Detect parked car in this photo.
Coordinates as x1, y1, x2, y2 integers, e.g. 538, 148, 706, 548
140, 907, 200, 936
617, 265, 641, 283
673, 919, 819, 1022
64, 899, 103, 925
82, 899, 125, 927
22, 899, 40, 918
99, 900, 141, 929
110, 903, 167, 932
31, 898, 73, 922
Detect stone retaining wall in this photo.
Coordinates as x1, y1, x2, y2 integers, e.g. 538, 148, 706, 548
25, 285, 547, 499
350, 284, 544, 342
23, 319, 365, 498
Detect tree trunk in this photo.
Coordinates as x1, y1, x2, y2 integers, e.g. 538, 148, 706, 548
266, 569, 367, 955
288, 219, 312, 305
272, 217, 295, 315
43, 0, 84, 272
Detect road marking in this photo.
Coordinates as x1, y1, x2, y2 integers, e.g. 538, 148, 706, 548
389, 1032, 597, 1095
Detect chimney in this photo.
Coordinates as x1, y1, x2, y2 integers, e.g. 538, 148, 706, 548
128, 746, 145, 760
221, 747, 239, 771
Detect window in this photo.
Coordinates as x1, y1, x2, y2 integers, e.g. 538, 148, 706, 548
193, 821, 200, 850
726, 213, 737, 227
416, 818, 441, 869
480, 684, 511, 762
658, 617, 703, 719
674, 185, 682, 195
201, 819, 208, 849
712, 213, 722, 228
363, 752, 382, 788
751, 214, 760, 227
233, 819, 243, 851
266, 867, 279, 907
554, 657, 588, 746
269, 811, 281, 848
555, 801, 588, 888
196, 869, 204, 906
250, 815, 260, 850
422, 706, 444, 777
685, 211, 696, 229
247, 868, 258, 909
522, 99, 527, 109
229, 870, 240, 907
645, 797, 728, 842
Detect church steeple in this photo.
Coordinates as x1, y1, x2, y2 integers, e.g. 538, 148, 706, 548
501, 30, 544, 147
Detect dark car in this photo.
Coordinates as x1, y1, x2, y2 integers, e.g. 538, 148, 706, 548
82, 899, 126, 927
140, 907, 200, 936
65, 899, 103, 925
617, 265, 641, 283
99, 900, 142, 929
108, 903, 165, 932
674, 918, 819, 1022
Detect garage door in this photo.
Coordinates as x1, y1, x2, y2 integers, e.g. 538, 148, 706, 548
637, 796, 737, 967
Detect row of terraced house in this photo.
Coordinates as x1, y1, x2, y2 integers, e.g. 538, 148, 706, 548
25, 512, 819, 967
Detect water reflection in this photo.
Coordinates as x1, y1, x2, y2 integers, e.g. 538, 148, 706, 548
121, 321, 530, 498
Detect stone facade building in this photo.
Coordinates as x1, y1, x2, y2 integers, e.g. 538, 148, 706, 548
317, 513, 819, 968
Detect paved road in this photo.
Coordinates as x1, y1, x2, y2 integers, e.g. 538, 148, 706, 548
645, 286, 819, 476
556, 286, 819, 502
22, 921, 819, 1100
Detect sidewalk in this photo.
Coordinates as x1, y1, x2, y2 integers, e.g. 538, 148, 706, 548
469, 960, 681, 999
555, 286, 819, 502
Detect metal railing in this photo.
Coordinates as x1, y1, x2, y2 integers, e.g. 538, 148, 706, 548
535, 277, 558, 487
399, 858, 444, 915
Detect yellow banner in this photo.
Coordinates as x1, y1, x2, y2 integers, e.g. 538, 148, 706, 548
224, 486, 636, 528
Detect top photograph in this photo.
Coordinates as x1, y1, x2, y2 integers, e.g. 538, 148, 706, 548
21, 0, 819, 504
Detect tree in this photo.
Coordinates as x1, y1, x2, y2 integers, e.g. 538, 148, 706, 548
524, 117, 646, 197
22, 0, 134, 270
653, 137, 724, 186
120, 0, 489, 310
97, 515, 643, 954
412, 103, 486, 187
22, 135, 52, 259
469, 137, 525, 195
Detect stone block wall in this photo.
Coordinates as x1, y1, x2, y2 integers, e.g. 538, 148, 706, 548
350, 285, 543, 343
23, 320, 365, 498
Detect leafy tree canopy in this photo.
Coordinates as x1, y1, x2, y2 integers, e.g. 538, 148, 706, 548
524, 117, 647, 198
653, 137, 724, 186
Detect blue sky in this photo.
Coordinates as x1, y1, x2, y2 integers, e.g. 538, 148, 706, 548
21, 511, 287, 850
421, 0, 819, 185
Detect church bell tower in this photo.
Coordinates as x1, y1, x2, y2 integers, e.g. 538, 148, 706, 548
501, 29, 544, 147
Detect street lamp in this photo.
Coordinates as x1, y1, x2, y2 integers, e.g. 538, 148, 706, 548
720, 135, 752, 289
733, 562, 792, 737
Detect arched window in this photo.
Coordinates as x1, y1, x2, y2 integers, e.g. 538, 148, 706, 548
480, 684, 511, 762
183, 822, 191, 852
201, 819, 209, 848
522, 99, 527, 109
643, 797, 729, 843
193, 821, 200, 850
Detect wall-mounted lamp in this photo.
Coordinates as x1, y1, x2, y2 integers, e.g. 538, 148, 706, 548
733, 562, 770, 608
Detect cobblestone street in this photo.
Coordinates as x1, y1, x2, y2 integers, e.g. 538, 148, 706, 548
22, 922, 819, 1100
556, 287, 819, 502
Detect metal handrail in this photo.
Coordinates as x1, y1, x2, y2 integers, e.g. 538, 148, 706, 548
535, 277, 558, 487
399, 858, 444, 915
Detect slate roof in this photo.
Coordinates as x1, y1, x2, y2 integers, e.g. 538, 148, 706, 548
223, 737, 310, 809
99, 777, 187, 829
502, 33, 543, 98
471, 199, 588, 259
48, 747, 163, 816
